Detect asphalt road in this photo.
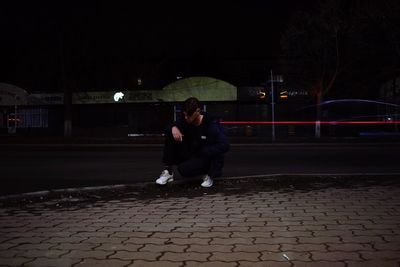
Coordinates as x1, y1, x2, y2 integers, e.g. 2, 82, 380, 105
1, 143, 400, 195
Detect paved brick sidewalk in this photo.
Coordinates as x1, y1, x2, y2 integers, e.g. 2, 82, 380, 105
1, 182, 400, 266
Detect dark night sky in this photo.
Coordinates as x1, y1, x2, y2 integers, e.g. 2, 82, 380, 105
1, 1, 308, 92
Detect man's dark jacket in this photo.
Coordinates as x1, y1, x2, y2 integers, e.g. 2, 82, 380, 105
168, 112, 230, 178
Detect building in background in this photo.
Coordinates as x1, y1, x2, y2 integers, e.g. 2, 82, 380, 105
3, 76, 397, 138
0, 78, 239, 137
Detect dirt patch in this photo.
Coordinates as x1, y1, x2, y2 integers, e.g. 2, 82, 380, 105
1, 175, 400, 214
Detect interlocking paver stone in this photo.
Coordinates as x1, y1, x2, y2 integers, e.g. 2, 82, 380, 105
281, 243, 327, 252
238, 261, 291, 267
63, 249, 115, 259
191, 232, 231, 238
341, 236, 386, 243
82, 237, 128, 244
312, 230, 353, 237
160, 252, 210, 261
12, 243, 55, 250
75, 258, 131, 267
187, 244, 234, 253
24, 257, 81, 267
16, 249, 69, 258
327, 243, 374, 251
360, 251, 400, 260
290, 261, 346, 267
151, 232, 191, 238
298, 236, 341, 244
345, 260, 400, 267
170, 238, 211, 245
383, 235, 400, 242
273, 231, 313, 238
1, 180, 400, 267
255, 237, 297, 244
0, 243, 17, 250
110, 251, 162, 261
0, 249, 19, 258
140, 244, 187, 253
43, 236, 88, 244
373, 242, 400, 250
8, 237, 49, 244
261, 251, 311, 261
185, 261, 236, 267
210, 251, 260, 261
311, 251, 362, 261
110, 231, 152, 238
0, 257, 35, 267
128, 260, 183, 267
210, 238, 253, 245
234, 244, 280, 252
124, 237, 169, 245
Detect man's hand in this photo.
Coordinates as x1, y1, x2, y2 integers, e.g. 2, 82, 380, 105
172, 126, 184, 142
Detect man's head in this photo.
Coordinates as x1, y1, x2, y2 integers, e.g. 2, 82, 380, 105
183, 97, 201, 124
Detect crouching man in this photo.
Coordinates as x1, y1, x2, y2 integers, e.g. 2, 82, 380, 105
156, 97, 230, 187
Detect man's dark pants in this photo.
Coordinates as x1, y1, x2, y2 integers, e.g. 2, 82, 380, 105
162, 134, 222, 178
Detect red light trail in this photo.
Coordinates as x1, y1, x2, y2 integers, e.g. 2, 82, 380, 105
220, 121, 400, 125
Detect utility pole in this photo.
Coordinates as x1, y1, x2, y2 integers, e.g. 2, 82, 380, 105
14, 94, 18, 134
270, 70, 276, 142
268, 71, 284, 142
58, 22, 72, 138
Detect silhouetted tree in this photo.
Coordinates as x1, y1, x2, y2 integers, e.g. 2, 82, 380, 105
281, 0, 400, 137
281, 0, 345, 137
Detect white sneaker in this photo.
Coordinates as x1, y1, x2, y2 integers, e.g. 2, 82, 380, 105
201, 175, 213, 188
156, 170, 174, 185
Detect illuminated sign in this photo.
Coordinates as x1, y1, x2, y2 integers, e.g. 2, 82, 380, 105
280, 91, 288, 99
258, 90, 267, 99
113, 92, 125, 102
